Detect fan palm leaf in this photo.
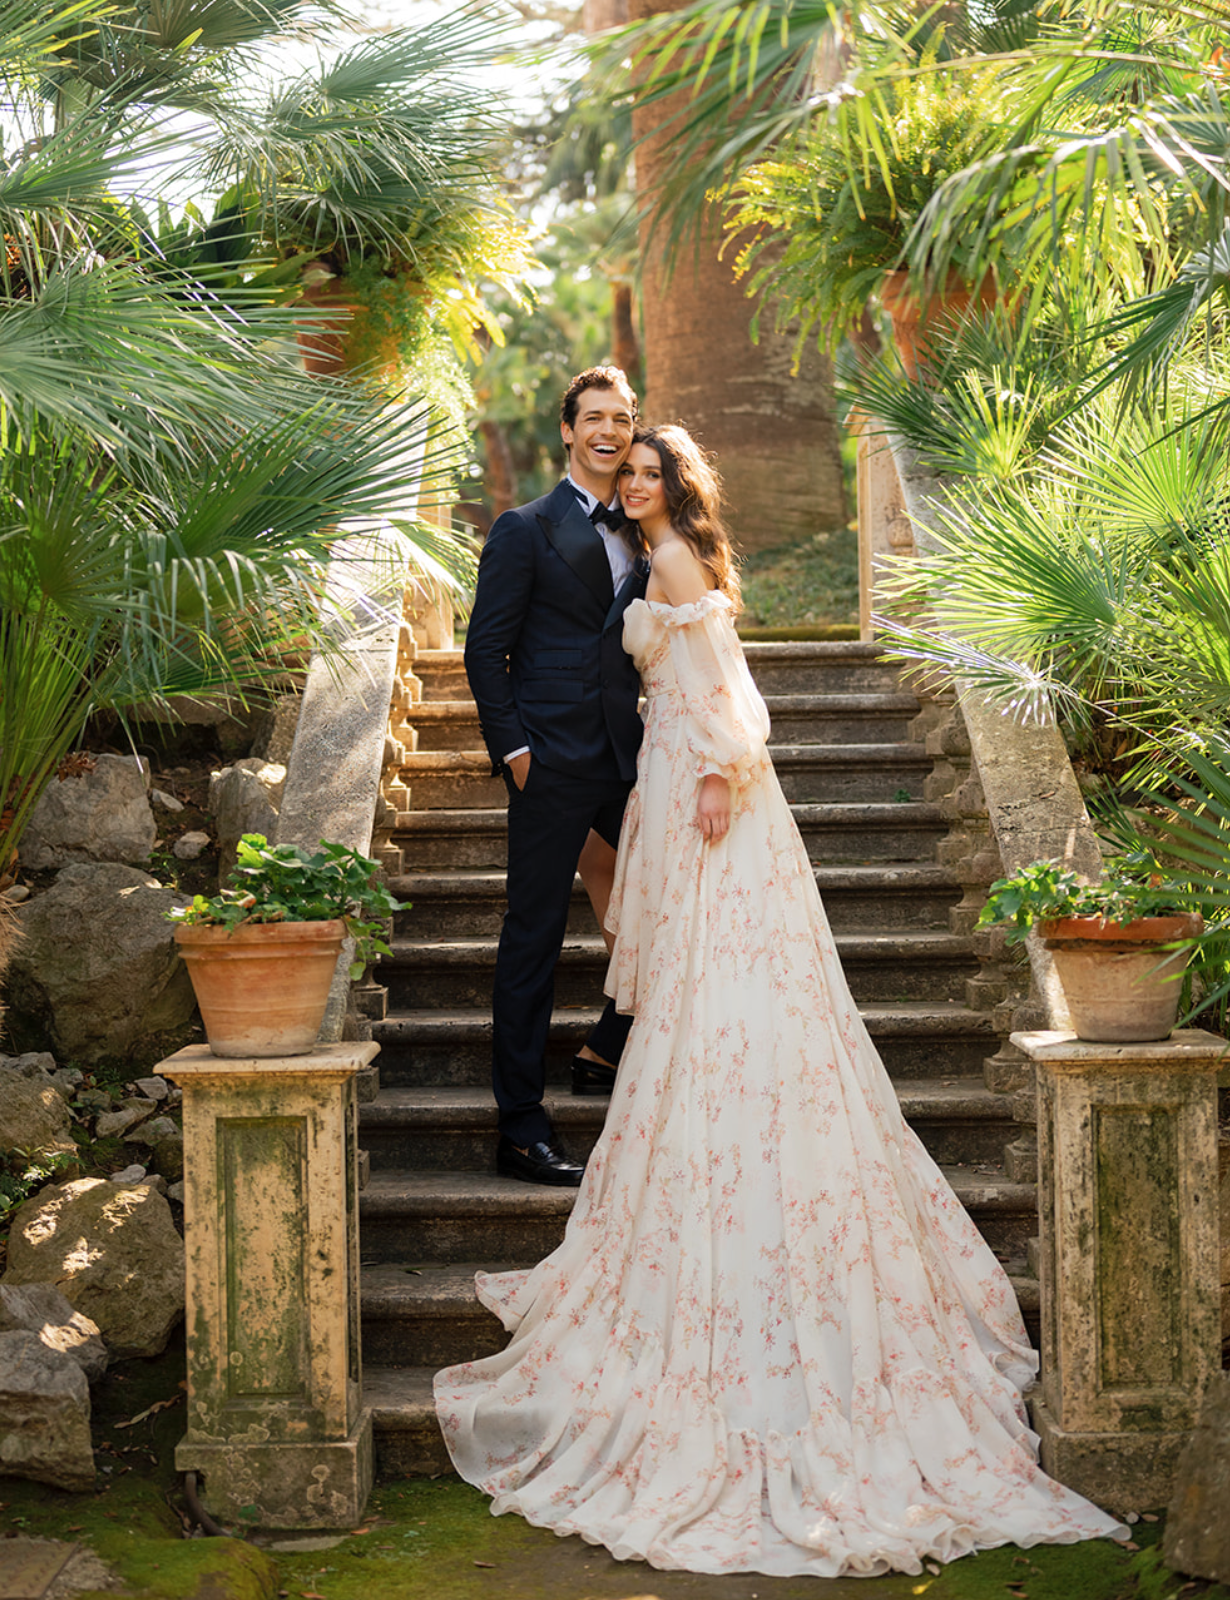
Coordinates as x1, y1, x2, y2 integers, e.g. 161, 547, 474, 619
877, 391, 1230, 746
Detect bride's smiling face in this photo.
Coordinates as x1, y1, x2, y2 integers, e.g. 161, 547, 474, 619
618, 444, 668, 529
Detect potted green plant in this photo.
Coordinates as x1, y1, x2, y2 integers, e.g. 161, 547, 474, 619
168, 834, 404, 1059
978, 855, 1203, 1042
726, 69, 1011, 373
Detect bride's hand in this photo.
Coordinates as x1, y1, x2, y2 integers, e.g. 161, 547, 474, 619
697, 774, 731, 842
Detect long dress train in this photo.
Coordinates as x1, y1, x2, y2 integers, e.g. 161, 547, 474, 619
434, 592, 1123, 1578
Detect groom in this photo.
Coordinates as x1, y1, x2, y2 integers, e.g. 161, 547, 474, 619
464, 367, 647, 1186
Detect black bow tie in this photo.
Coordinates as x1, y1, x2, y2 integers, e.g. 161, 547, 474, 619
589, 499, 627, 531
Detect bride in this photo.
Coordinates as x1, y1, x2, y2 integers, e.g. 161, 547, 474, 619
434, 424, 1123, 1578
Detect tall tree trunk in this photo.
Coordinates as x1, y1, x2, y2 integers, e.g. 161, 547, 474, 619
626, 0, 848, 556
611, 279, 641, 391
479, 419, 518, 520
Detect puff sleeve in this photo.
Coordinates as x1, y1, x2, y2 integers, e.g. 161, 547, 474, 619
649, 592, 771, 792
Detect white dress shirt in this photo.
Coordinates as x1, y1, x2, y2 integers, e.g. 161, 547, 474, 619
567, 475, 635, 591
504, 478, 633, 765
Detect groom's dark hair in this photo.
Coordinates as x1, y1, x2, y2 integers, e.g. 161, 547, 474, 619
560, 366, 638, 432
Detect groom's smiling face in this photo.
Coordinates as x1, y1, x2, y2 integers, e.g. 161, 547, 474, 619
561, 385, 636, 492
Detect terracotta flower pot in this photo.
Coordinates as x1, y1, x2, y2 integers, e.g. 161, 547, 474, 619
1038, 912, 1203, 1043
174, 920, 346, 1058
878, 268, 999, 380
294, 263, 417, 386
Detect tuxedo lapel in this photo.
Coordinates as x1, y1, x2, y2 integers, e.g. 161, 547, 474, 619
538, 481, 614, 610
605, 554, 649, 630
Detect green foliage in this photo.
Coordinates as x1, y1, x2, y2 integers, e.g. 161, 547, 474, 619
605, 0, 1204, 391
0, 0, 525, 878
836, 280, 1110, 483
168, 833, 406, 977
469, 226, 620, 506
336, 260, 476, 426
978, 852, 1194, 944
727, 70, 1013, 350
877, 382, 1230, 754
0, 1144, 76, 1222
0, 381, 444, 878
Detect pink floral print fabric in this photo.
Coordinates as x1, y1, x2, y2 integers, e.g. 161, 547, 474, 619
434, 592, 1123, 1577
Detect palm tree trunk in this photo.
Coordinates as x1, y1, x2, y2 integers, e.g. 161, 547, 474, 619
627, 0, 848, 556
612, 279, 641, 390
480, 419, 518, 520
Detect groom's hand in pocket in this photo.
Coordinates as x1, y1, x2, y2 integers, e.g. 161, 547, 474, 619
508, 751, 532, 791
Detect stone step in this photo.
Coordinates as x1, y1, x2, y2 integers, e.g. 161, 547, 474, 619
412, 642, 907, 703
360, 1255, 1042, 1374
411, 649, 470, 702
400, 700, 481, 750
390, 861, 961, 940
742, 640, 906, 694
365, 1365, 447, 1478
393, 800, 951, 869
371, 1002, 998, 1086
358, 1166, 1037, 1270
380, 930, 978, 1010
359, 1078, 1020, 1174
404, 693, 924, 752
399, 743, 935, 811
761, 692, 921, 745
362, 1262, 511, 1369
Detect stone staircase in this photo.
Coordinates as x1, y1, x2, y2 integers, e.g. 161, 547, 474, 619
360, 641, 1036, 1477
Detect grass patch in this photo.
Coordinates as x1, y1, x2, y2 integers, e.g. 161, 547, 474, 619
739, 523, 860, 630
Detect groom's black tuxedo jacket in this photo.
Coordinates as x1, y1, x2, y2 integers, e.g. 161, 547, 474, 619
465, 478, 648, 783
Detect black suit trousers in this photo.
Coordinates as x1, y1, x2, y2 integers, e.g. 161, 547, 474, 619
494, 761, 634, 1147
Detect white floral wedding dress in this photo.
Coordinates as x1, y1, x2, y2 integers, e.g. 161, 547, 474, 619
434, 592, 1122, 1578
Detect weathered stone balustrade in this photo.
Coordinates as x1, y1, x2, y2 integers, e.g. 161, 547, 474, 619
1013, 1029, 1224, 1508
162, 1040, 378, 1530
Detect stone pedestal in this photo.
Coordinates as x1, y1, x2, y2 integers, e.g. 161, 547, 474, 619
1012, 1029, 1224, 1509
160, 1041, 379, 1529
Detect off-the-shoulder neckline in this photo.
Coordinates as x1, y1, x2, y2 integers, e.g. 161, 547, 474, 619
637, 591, 732, 624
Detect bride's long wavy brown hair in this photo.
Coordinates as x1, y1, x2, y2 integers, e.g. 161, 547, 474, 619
631, 424, 741, 609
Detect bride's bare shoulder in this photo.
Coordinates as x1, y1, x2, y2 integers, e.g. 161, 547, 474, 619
649, 537, 711, 605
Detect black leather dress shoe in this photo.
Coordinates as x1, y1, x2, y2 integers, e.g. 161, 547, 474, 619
570, 1055, 617, 1096
497, 1136, 585, 1186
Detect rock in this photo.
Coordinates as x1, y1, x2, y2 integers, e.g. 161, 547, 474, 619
209, 759, 286, 882
4, 864, 196, 1067
96, 1099, 158, 1138
134, 1075, 169, 1101
0, 1062, 75, 1156
110, 1164, 148, 1184
151, 789, 185, 812
249, 692, 302, 765
146, 1129, 184, 1183
0, 1330, 94, 1490
3, 1177, 185, 1358
19, 755, 155, 871
2, 884, 30, 903
168, 1181, 185, 1204
173, 830, 211, 861
74, 1088, 113, 1114
1165, 1372, 1230, 1582
125, 1115, 177, 1143
1, 1050, 58, 1080
0, 1284, 107, 1383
